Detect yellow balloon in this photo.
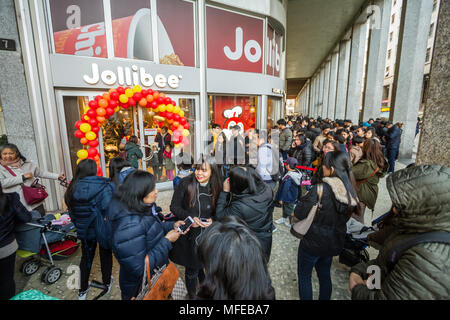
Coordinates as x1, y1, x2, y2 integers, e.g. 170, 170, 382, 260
76, 159, 81, 165
179, 110, 184, 117
166, 104, 174, 113
153, 115, 165, 122
114, 107, 120, 112
119, 94, 128, 104
132, 85, 142, 93
168, 130, 173, 135
158, 105, 166, 112
173, 106, 181, 114
77, 149, 88, 159
125, 88, 134, 98
80, 123, 91, 133
85, 131, 97, 141
182, 129, 190, 137
174, 144, 180, 148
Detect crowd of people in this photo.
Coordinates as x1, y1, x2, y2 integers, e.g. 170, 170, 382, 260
0, 114, 448, 301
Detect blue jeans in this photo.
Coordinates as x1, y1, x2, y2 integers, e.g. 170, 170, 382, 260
387, 148, 399, 173
297, 246, 333, 300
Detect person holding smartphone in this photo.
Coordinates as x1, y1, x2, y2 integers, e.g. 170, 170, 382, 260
169, 155, 222, 300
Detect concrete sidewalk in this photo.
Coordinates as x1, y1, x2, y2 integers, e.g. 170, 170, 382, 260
13, 161, 406, 300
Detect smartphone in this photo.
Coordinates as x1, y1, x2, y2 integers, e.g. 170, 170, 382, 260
178, 216, 194, 233
200, 218, 210, 223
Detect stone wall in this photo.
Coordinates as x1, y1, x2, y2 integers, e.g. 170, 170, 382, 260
416, 0, 450, 167
0, 0, 38, 161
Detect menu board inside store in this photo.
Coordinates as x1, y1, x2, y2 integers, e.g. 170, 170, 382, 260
206, 6, 264, 74
48, 0, 195, 67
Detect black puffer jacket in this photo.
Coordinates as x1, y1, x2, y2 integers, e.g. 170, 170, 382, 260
215, 183, 274, 259
294, 177, 356, 257
289, 139, 314, 167
0, 192, 31, 249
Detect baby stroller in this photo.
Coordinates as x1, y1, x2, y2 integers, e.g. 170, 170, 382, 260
15, 211, 79, 285
338, 212, 391, 267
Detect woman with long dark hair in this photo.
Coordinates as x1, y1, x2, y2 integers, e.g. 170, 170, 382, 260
0, 182, 31, 300
352, 138, 388, 222
108, 170, 185, 300
108, 157, 135, 190
196, 216, 275, 300
169, 155, 222, 299
64, 159, 114, 300
294, 150, 357, 300
215, 166, 274, 260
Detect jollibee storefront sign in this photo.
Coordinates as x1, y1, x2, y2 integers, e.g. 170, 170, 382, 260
206, 6, 264, 74
83, 63, 182, 89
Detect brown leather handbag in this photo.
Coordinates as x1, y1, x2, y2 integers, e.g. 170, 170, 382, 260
134, 255, 180, 300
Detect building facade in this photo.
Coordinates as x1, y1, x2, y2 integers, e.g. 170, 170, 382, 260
0, 0, 287, 212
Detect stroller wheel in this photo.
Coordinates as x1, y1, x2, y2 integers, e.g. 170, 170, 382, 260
21, 259, 41, 276
41, 266, 62, 285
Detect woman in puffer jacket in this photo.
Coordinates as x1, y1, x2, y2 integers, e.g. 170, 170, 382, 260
108, 170, 185, 300
294, 151, 357, 300
350, 165, 450, 300
64, 159, 114, 300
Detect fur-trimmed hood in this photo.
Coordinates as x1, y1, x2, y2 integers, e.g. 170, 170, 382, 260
323, 177, 357, 206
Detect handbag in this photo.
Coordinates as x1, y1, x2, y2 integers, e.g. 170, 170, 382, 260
290, 183, 323, 239
2, 165, 48, 205
134, 255, 180, 300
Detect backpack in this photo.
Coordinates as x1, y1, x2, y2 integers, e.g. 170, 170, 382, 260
91, 199, 112, 250
267, 144, 286, 182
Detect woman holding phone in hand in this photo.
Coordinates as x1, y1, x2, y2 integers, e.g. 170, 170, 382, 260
169, 155, 222, 300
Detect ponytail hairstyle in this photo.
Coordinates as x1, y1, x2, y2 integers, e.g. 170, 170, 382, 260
109, 157, 131, 188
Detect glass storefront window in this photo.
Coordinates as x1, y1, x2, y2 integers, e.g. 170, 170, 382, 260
141, 96, 196, 183
110, 0, 153, 60
48, 0, 107, 58
157, 0, 196, 67
102, 108, 135, 175
267, 97, 282, 129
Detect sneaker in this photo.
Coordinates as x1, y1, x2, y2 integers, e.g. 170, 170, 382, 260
106, 277, 114, 295
78, 287, 90, 300
272, 224, 277, 232
275, 218, 285, 225
284, 220, 291, 228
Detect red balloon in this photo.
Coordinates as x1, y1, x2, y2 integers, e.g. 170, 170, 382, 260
88, 100, 98, 109
156, 97, 165, 104
116, 86, 125, 94
171, 100, 176, 106
88, 148, 98, 157
94, 95, 103, 102
106, 107, 115, 116
87, 109, 97, 118
150, 101, 158, 109
180, 117, 187, 125
174, 114, 181, 122
170, 125, 177, 132
88, 140, 99, 148
121, 103, 129, 109
166, 112, 173, 120
88, 118, 98, 127
110, 91, 119, 100
109, 100, 118, 108
184, 123, 190, 130
128, 98, 136, 106
164, 97, 172, 105
74, 130, 84, 138
141, 90, 148, 96
91, 126, 100, 133
75, 121, 82, 129
133, 92, 143, 101
147, 89, 154, 95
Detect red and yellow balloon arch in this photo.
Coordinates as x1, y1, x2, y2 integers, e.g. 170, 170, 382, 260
73, 85, 191, 176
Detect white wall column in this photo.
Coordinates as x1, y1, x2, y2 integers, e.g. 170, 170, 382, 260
322, 59, 331, 118
335, 38, 351, 120
346, 22, 368, 124
392, 0, 434, 159
363, 0, 392, 120
327, 49, 339, 119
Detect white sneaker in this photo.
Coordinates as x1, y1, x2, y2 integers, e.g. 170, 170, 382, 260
284, 220, 291, 227
106, 276, 114, 295
78, 287, 90, 300
275, 218, 285, 225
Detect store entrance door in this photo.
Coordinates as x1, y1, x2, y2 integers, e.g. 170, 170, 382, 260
137, 94, 199, 190
55, 90, 138, 180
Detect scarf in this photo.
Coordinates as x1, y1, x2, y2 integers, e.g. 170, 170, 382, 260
1, 158, 23, 168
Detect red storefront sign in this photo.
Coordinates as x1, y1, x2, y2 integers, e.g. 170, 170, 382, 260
206, 6, 264, 74
212, 96, 256, 132
266, 24, 281, 77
